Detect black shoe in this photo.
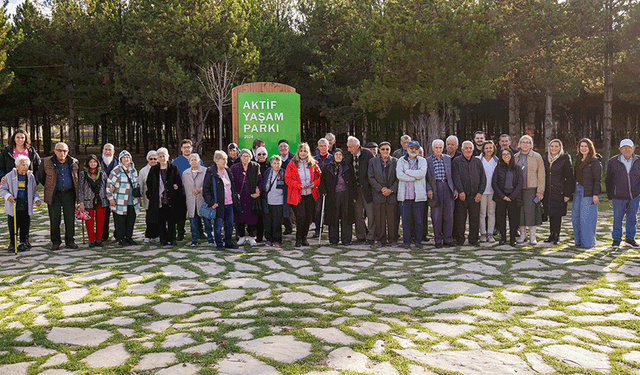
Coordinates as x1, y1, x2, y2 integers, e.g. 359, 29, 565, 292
498, 239, 506, 245
415, 242, 423, 249
435, 243, 443, 248
295, 241, 302, 247
342, 241, 351, 246
625, 239, 640, 248
510, 240, 517, 247
176, 236, 184, 242
302, 239, 310, 246
17, 243, 28, 252
6, 244, 15, 253
311, 232, 320, 239
612, 240, 621, 248
544, 235, 554, 243
283, 230, 293, 235
455, 241, 464, 246
366, 240, 375, 245
66, 243, 78, 249
118, 240, 129, 247
552, 234, 559, 245
126, 238, 138, 246
330, 241, 339, 245
216, 245, 226, 250
50, 243, 61, 250
88, 241, 96, 248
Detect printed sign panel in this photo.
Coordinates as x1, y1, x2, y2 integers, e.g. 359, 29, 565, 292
237, 92, 300, 158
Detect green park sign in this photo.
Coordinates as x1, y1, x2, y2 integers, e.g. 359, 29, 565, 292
237, 91, 300, 158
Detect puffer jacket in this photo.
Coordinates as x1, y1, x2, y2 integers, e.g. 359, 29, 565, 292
605, 154, 640, 200
575, 154, 602, 197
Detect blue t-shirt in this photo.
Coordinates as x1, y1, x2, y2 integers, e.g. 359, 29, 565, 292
16, 174, 28, 210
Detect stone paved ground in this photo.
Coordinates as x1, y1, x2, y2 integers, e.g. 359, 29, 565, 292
1, 200, 640, 374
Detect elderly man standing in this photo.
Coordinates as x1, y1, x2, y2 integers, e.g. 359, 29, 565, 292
446, 135, 462, 159
368, 142, 398, 247
326, 133, 337, 154
426, 139, 457, 248
98, 143, 117, 242
452, 141, 486, 246
38, 142, 79, 250
313, 138, 334, 237
393, 135, 411, 159
498, 134, 518, 154
397, 141, 427, 248
606, 139, 640, 248
346, 136, 375, 244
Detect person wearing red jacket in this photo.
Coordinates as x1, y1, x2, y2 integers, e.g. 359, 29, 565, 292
285, 142, 321, 247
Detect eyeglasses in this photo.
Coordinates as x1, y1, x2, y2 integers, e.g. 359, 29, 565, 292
409, 147, 419, 150
379, 148, 390, 151
149, 158, 157, 161
257, 153, 267, 156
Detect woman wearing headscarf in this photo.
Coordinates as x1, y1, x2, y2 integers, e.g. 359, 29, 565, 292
572, 138, 601, 248
139, 150, 159, 243
514, 135, 545, 245
285, 142, 322, 247
107, 150, 141, 247
230, 149, 261, 246
227, 143, 240, 168
543, 139, 574, 244
319, 148, 355, 245
146, 148, 185, 246
78, 155, 109, 247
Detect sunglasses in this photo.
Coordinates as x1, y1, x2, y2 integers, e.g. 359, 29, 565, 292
380, 148, 390, 151
149, 158, 157, 160
409, 147, 420, 150
258, 153, 267, 156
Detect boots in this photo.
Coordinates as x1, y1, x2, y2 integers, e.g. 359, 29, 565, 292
517, 226, 527, 243
529, 226, 537, 245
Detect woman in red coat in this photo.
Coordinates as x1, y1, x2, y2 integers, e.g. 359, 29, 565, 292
285, 142, 321, 246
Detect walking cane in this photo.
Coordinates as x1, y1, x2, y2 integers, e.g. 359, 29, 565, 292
318, 195, 325, 245
13, 201, 18, 255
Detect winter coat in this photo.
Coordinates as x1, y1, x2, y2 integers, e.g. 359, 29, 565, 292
514, 150, 545, 194
106, 152, 140, 216
138, 164, 152, 209
345, 147, 375, 203
605, 154, 640, 200
182, 165, 208, 218
396, 155, 428, 202
38, 155, 79, 205
543, 153, 574, 217
285, 159, 321, 206
0, 169, 40, 215
319, 161, 356, 227
452, 155, 486, 197
574, 154, 602, 197
368, 156, 399, 204
145, 163, 185, 223
0, 146, 41, 181
491, 164, 524, 206
203, 166, 241, 219
78, 170, 108, 209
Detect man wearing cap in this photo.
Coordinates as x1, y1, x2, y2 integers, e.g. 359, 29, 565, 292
365, 142, 378, 157
397, 140, 427, 249
605, 139, 640, 248
452, 140, 486, 246
313, 138, 334, 237
227, 143, 240, 167
278, 139, 295, 235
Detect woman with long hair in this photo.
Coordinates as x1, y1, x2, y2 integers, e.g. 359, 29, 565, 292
320, 148, 356, 246
572, 138, 601, 248
478, 141, 498, 242
146, 148, 184, 246
492, 148, 523, 246
543, 139, 574, 244
229, 149, 261, 246
0, 129, 41, 182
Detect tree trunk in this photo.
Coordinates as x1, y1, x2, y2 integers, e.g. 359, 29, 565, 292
544, 87, 554, 148
68, 86, 77, 156
603, 0, 614, 172
508, 81, 520, 138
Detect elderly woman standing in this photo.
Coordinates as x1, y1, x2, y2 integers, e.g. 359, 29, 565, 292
139, 150, 159, 243
230, 149, 261, 246
204, 151, 240, 249
514, 135, 545, 245
78, 155, 109, 247
572, 138, 601, 248
0, 155, 41, 252
286, 142, 322, 247
107, 150, 141, 247
320, 148, 356, 246
543, 139, 574, 244
146, 148, 184, 246
182, 153, 213, 246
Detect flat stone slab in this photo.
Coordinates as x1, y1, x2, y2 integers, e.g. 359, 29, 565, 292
335, 280, 380, 293
47, 327, 112, 346
541, 345, 610, 373
326, 347, 400, 375
216, 353, 281, 375
421, 281, 489, 295
590, 325, 638, 339
42, 353, 68, 368
222, 278, 270, 289
61, 301, 111, 316
161, 265, 199, 278
305, 327, 358, 345
156, 363, 201, 375
116, 295, 153, 306
427, 296, 490, 311
279, 292, 327, 304
153, 302, 196, 316
263, 272, 309, 284
568, 302, 619, 313
396, 349, 535, 375
501, 291, 548, 305
238, 335, 311, 363
162, 333, 195, 348
423, 322, 475, 337
124, 280, 160, 294
622, 350, 640, 364
183, 342, 219, 353
134, 352, 177, 371
0, 362, 34, 375
55, 287, 89, 303
82, 343, 129, 368
180, 289, 245, 304
350, 321, 391, 336
373, 284, 413, 296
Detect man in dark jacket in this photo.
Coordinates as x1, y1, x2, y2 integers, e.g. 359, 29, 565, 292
426, 139, 458, 248
605, 139, 640, 248
452, 141, 486, 246
346, 136, 375, 244
313, 138, 334, 237
98, 143, 117, 242
393, 135, 411, 159
368, 141, 398, 246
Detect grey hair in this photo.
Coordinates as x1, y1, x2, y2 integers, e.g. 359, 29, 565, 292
189, 153, 200, 162
446, 135, 459, 145
317, 138, 329, 146
15, 155, 31, 166
499, 134, 511, 141
347, 136, 360, 146
431, 139, 444, 149
461, 140, 474, 148
156, 147, 169, 158
519, 135, 534, 146
214, 150, 227, 162
325, 133, 335, 141
54, 142, 68, 151
400, 135, 411, 142
270, 155, 282, 163
239, 149, 252, 158
146, 150, 157, 160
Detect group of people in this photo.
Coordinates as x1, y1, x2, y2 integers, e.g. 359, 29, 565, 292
1, 129, 639, 252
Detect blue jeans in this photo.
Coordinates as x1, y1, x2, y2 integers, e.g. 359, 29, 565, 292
612, 196, 640, 242
571, 183, 598, 247
401, 200, 425, 245
214, 205, 235, 247
190, 214, 213, 244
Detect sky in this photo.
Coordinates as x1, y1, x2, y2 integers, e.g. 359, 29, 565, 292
6, 0, 24, 17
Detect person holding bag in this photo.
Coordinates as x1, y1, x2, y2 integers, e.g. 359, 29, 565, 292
107, 150, 141, 247
261, 155, 287, 246
203, 151, 240, 250
230, 149, 261, 246
78, 155, 109, 247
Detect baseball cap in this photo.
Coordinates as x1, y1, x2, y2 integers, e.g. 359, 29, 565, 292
620, 139, 634, 148
408, 141, 420, 148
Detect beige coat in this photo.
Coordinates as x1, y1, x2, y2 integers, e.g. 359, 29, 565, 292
182, 165, 208, 218
514, 150, 545, 194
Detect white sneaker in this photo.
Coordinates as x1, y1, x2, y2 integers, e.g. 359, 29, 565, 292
237, 236, 247, 245
152, 238, 160, 243
530, 238, 537, 245
487, 235, 495, 243
143, 238, 151, 244
480, 234, 487, 242
248, 237, 257, 246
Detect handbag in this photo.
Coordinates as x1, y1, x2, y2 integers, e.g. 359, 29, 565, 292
427, 193, 440, 208
125, 171, 141, 198
200, 175, 218, 220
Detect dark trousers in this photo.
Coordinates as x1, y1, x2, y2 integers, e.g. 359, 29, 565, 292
314, 196, 323, 235
236, 223, 255, 237
175, 195, 187, 239
158, 205, 175, 243
256, 215, 264, 241
374, 201, 397, 243
283, 216, 293, 234
329, 191, 352, 244
115, 206, 136, 241
8, 210, 30, 244
102, 209, 115, 241
431, 180, 455, 245
294, 194, 315, 242
145, 211, 159, 239
496, 199, 520, 241
214, 205, 235, 247
265, 205, 284, 243
549, 215, 562, 235
401, 200, 425, 245
454, 197, 481, 244
48, 190, 76, 245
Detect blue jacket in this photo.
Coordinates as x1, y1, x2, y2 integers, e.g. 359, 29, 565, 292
605, 154, 640, 200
